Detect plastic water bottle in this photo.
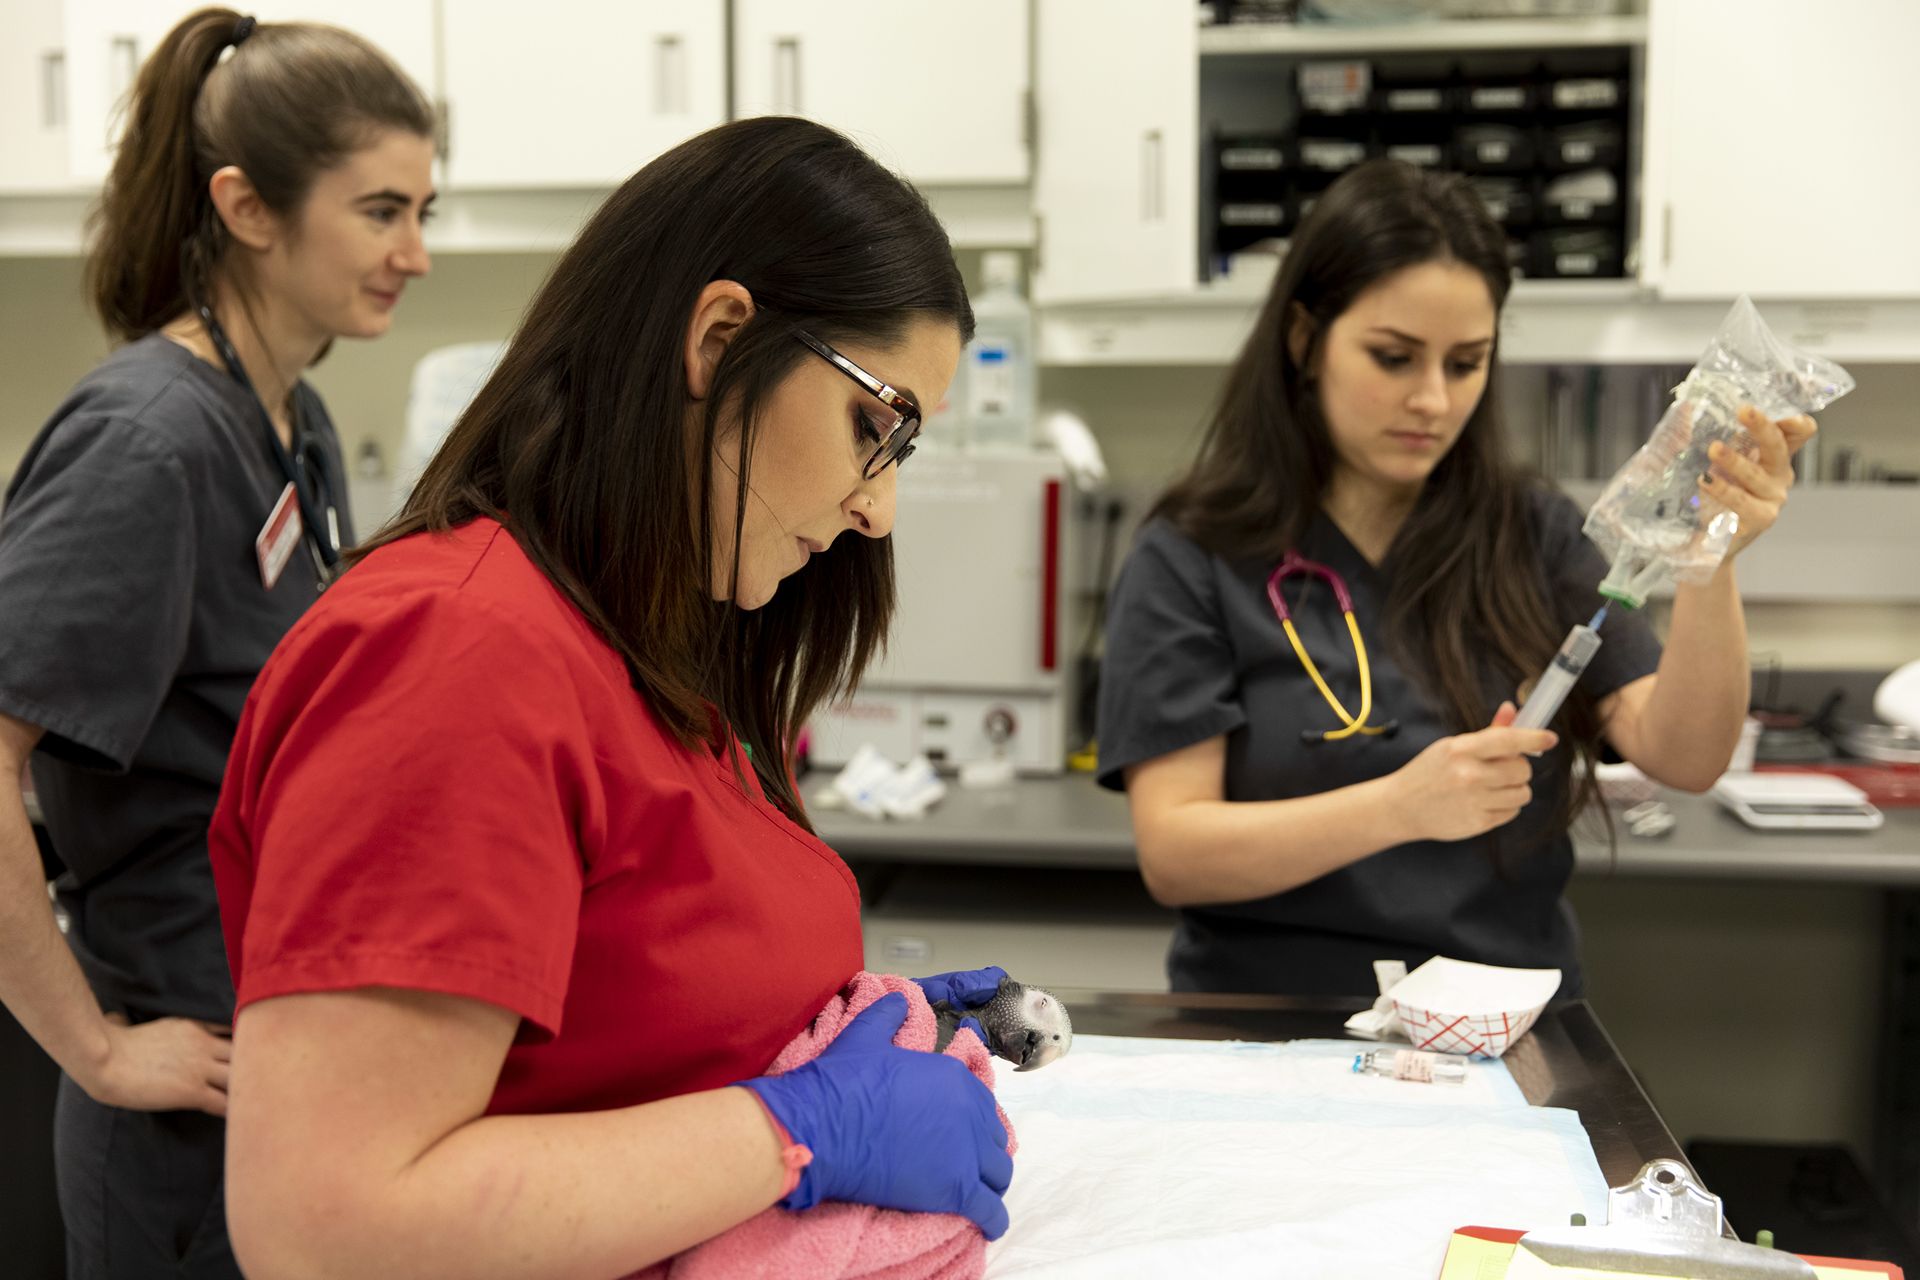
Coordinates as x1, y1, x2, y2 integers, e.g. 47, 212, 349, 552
962, 250, 1035, 449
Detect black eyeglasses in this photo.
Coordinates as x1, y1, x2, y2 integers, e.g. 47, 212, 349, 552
795, 330, 923, 478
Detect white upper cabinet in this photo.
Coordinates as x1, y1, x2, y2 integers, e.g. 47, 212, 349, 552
731, 0, 1030, 185
248, 0, 437, 105
0, 0, 72, 192
441, 0, 726, 188
1031, 0, 1197, 304
1646, 0, 1920, 299
61, 0, 200, 182
51, 2, 435, 188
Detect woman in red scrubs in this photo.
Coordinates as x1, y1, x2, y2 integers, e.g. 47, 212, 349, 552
208, 117, 1007, 1276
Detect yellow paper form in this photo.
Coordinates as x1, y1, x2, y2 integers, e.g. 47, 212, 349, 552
1436, 1229, 1898, 1280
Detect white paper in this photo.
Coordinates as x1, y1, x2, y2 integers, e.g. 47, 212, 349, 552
987, 1036, 1607, 1279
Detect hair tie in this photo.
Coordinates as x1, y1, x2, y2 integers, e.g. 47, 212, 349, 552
230, 15, 256, 47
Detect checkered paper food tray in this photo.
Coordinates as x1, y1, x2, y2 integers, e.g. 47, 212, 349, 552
1387, 957, 1565, 1058
1393, 1004, 1547, 1057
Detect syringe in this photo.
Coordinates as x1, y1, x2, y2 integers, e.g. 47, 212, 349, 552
1513, 605, 1609, 732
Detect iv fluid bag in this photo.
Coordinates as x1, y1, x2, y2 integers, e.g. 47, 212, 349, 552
1582, 296, 1854, 597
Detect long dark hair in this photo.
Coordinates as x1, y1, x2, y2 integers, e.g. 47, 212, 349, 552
86, 6, 432, 342
360, 117, 974, 829
1154, 159, 1605, 848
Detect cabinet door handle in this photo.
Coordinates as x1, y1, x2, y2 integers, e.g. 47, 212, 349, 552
1040, 478, 1061, 672
653, 34, 684, 115
41, 51, 66, 129
1141, 129, 1164, 223
774, 37, 801, 114
108, 36, 138, 105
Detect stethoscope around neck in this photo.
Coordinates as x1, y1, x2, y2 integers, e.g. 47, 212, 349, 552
197, 305, 341, 583
1266, 549, 1400, 745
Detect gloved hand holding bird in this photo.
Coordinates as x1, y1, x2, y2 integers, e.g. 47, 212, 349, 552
913, 966, 1074, 1072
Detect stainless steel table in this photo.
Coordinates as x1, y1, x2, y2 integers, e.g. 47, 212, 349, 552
812, 772, 1920, 1221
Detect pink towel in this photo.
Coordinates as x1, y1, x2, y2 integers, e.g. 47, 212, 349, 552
629, 971, 1016, 1280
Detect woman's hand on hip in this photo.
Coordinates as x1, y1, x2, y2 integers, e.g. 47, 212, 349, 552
81, 1013, 232, 1116
1704, 405, 1818, 559
1388, 702, 1556, 843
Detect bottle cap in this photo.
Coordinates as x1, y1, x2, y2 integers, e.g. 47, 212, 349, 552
982, 250, 1022, 295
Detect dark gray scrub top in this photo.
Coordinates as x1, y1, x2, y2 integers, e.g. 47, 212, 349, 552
0, 332, 351, 1023
1096, 487, 1661, 998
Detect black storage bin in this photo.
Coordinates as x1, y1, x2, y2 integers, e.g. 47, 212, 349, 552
1381, 139, 1449, 170
1287, 189, 1323, 229
1549, 74, 1626, 112
1379, 122, 1451, 171
1295, 133, 1370, 178
1463, 80, 1536, 114
1540, 169, 1623, 223
1455, 123, 1535, 173
1216, 200, 1290, 255
1215, 135, 1290, 202
1297, 59, 1371, 116
1459, 54, 1539, 116
1547, 119, 1624, 171
1375, 82, 1455, 115
1371, 57, 1456, 116
1469, 176, 1536, 231
1529, 227, 1623, 278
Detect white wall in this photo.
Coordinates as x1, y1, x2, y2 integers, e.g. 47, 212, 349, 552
5, 249, 1918, 669
0, 252, 553, 488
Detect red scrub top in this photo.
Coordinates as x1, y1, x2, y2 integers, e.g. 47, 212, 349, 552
209, 518, 865, 1115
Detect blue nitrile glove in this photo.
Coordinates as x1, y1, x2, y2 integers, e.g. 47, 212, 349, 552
912, 967, 1006, 1047
739, 992, 1013, 1239
911, 966, 1007, 1009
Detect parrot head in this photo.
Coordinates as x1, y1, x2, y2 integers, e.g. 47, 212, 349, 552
970, 976, 1073, 1072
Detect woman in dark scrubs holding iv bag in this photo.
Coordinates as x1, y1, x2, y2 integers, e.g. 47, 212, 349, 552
1098, 160, 1817, 997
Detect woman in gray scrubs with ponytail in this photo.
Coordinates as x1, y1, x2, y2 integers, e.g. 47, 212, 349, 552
0, 11, 432, 1274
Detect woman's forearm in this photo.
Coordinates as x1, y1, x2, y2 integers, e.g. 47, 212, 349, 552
233, 1084, 789, 1280
1134, 774, 1412, 907
0, 720, 112, 1085
1625, 564, 1750, 791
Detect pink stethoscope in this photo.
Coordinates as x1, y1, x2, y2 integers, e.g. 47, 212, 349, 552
1266, 551, 1400, 745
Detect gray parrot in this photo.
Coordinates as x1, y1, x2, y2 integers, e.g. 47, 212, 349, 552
930, 975, 1073, 1072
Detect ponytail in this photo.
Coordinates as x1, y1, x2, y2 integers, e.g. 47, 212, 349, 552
86, 8, 237, 343
84, 7, 433, 343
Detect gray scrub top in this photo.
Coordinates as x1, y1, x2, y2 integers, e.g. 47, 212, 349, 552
0, 333, 350, 1023
1096, 486, 1661, 997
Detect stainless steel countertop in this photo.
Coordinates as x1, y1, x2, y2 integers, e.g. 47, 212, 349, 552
27, 769, 1918, 885
810, 772, 1920, 886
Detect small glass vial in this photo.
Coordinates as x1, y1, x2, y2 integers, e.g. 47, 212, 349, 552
1352, 1049, 1469, 1085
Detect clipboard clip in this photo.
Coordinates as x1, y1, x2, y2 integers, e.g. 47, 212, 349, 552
1508, 1160, 1818, 1278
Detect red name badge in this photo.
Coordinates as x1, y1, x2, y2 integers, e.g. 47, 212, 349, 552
255, 482, 304, 590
